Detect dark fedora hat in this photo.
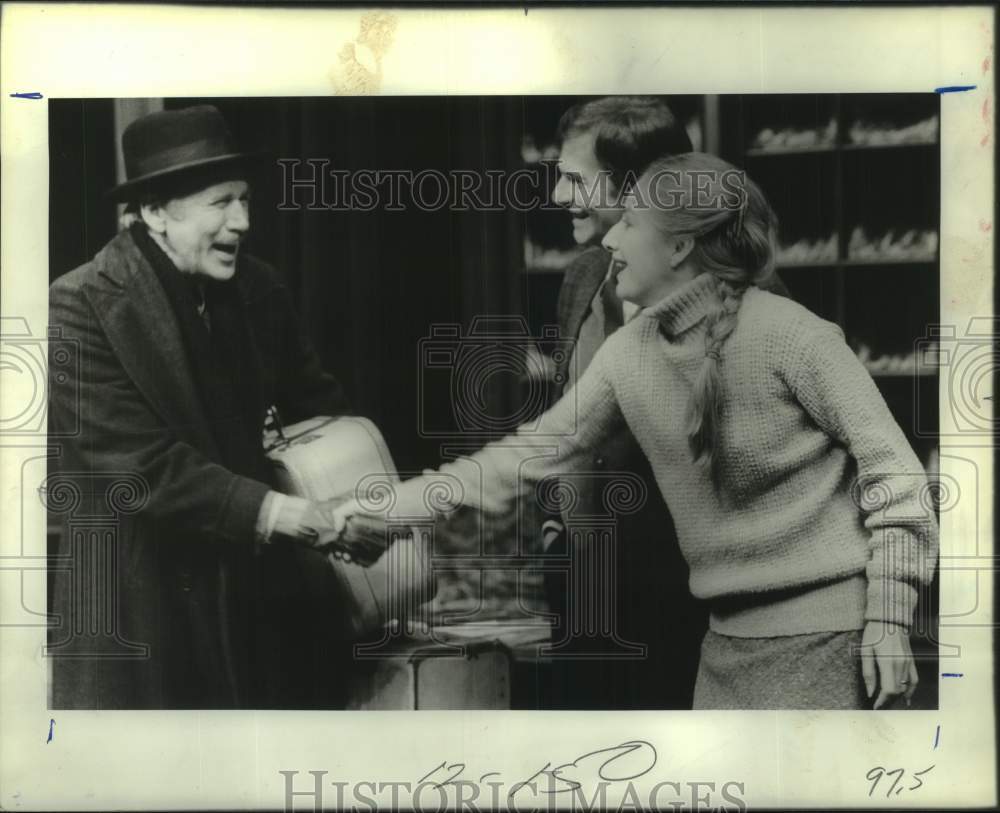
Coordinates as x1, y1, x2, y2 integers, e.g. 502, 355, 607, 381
108, 105, 264, 201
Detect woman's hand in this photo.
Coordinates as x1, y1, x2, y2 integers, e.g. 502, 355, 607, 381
861, 621, 919, 709
314, 471, 452, 546
317, 496, 362, 539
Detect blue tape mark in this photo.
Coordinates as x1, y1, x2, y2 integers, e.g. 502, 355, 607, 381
46, 718, 55, 743
9, 92, 43, 100
941, 672, 964, 677
933, 725, 940, 749
935, 85, 976, 94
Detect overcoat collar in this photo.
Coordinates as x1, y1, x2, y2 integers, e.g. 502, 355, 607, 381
84, 228, 223, 459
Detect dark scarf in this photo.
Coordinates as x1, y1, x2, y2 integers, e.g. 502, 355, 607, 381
131, 223, 266, 481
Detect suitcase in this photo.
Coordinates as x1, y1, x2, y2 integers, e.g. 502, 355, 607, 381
343, 622, 552, 709
265, 415, 435, 639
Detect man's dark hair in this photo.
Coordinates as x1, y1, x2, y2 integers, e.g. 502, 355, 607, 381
556, 96, 694, 190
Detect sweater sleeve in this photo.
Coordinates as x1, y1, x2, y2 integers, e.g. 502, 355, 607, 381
788, 322, 939, 630
392, 338, 626, 520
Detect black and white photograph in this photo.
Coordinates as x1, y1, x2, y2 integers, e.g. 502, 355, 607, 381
1, 4, 994, 811
44, 91, 943, 714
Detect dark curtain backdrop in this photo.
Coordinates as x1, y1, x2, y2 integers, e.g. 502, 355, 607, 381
48, 96, 537, 472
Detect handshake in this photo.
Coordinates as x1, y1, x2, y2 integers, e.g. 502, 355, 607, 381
269, 492, 436, 639
262, 415, 440, 638
270, 494, 381, 565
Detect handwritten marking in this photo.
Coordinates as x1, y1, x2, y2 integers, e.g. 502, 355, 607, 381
935, 85, 977, 93
46, 718, 55, 743
867, 765, 935, 797
529, 740, 657, 795
941, 672, 964, 677
419, 739, 657, 797
912, 765, 935, 790
933, 725, 940, 749
9, 91, 43, 100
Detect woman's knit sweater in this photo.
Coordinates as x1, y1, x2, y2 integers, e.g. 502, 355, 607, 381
408, 273, 938, 637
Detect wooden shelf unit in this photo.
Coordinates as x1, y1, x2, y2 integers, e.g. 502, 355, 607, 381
719, 93, 941, 467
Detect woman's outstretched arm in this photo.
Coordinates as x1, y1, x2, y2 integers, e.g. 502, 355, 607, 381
413, 343, 625, 519
336, 337, 628, 526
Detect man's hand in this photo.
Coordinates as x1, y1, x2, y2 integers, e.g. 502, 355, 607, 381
271, 495, 333, 549
269, 496, 382, 565
860, 621, 919, 709
316, 497, 389, 566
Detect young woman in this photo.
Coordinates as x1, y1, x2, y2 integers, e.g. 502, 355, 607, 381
333, 153, 938, 710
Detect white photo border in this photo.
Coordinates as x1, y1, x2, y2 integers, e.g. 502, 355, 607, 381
0, 4, 994, 810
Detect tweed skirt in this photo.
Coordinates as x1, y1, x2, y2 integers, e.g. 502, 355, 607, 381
693, 628, 868, 710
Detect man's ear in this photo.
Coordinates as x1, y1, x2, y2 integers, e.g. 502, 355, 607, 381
670, 236, 696, 268
139, 202, 168, 235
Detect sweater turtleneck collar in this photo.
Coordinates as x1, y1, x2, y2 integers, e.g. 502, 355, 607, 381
643, 272, 721, 338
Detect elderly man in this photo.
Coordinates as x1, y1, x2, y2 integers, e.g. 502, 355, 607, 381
543, 97, 788, 709
48, 105, 348, 709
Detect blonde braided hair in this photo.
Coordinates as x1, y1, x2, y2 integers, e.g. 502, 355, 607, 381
637, 153, 779, 485
685, 277, 747, 484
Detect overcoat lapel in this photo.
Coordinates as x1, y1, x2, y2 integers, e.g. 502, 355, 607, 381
84, 231, 222, 459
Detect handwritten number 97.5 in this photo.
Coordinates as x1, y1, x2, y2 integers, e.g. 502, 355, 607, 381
866, 765, 934, 797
